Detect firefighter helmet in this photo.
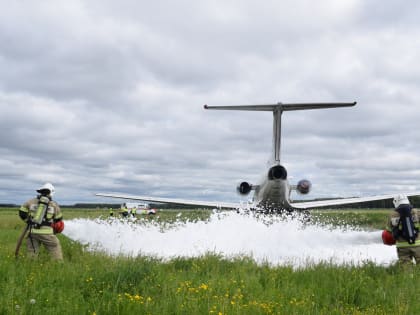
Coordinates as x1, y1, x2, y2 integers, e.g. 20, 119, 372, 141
393, 194, 409, 208
36, 182, 55, 196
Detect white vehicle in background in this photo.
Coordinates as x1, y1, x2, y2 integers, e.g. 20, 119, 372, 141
122, 202, 157, 215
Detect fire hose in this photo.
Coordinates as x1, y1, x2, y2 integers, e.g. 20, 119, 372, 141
15, 223, 30, 259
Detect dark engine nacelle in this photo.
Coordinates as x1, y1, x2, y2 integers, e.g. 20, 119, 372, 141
237, 181, 253, 195
296, 179, 312, 194
268, 165, 288, 180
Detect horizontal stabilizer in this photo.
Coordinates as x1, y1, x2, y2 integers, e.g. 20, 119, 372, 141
204, 102, 356, 112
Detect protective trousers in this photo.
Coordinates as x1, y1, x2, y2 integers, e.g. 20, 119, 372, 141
27, 234, 63, 260
397, 246, 420, 265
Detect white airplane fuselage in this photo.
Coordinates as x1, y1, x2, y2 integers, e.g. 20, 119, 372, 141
253, 175, 292, 210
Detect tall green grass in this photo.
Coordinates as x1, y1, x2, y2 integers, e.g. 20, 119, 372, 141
1, 208, 419, 315
311, 209, 390, 229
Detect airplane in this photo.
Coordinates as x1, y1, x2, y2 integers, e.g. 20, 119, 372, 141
96, 102, 420, 211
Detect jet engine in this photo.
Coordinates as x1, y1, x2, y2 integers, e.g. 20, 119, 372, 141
296, 179, 312, 194
268, 165, 287, 180
237, 181, 253, 195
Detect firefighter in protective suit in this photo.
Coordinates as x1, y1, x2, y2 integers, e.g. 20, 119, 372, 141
19, 183, 64, 260
386, 194, 420, 264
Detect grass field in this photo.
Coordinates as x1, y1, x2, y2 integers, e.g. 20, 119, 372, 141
1, 208, 419, 315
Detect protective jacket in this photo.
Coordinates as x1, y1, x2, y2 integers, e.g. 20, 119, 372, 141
19, 196, 63, 235
119, 207, 129, 217
387, 207, 420, 248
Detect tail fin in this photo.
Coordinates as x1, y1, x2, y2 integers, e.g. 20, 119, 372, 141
204, 102, 356, 162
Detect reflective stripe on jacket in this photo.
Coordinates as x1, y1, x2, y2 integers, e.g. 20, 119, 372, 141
30, 225, 55, 235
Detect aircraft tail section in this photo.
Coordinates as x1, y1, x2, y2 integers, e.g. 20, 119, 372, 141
204, 102, 356, 162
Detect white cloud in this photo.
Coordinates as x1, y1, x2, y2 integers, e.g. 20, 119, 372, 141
0, 0, 419, 205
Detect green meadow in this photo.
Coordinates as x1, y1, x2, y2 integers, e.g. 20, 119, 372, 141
1, 208, 419, 315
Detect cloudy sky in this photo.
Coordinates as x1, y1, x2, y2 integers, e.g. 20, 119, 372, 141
1, 0, 420, 205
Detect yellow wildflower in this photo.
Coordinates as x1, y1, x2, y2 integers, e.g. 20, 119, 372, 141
199, 283, 209, 290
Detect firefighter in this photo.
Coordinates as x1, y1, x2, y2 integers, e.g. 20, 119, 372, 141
119, 205, 129, 217
386, 194, 420, 264
18, 183, 64, 260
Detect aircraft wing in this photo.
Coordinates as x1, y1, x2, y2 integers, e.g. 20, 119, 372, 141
290, 191, 420, 209
95, 193, 242, 210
